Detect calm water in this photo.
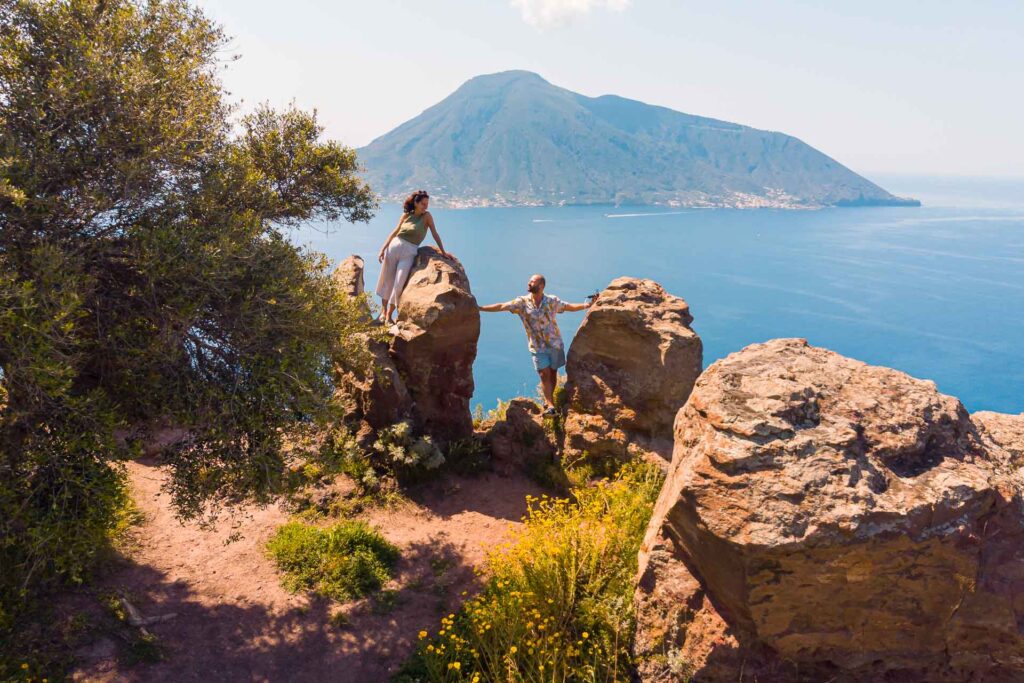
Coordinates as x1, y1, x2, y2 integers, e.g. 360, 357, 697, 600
295, 175, 1024, 414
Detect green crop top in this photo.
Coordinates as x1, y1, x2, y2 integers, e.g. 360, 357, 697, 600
396, 212, 428, 246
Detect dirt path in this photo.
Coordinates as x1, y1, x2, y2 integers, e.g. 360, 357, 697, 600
72, 460, 542, 682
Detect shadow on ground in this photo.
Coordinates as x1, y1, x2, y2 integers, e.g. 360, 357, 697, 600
73, 535, 474, 683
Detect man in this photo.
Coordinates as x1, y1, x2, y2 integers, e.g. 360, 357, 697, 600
479, 274, 591, 414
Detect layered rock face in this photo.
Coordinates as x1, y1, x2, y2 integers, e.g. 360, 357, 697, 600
331, 256, 412, 441
636, 338, 1024, 681
391, 247, 480, 441
563, 278, 702, 461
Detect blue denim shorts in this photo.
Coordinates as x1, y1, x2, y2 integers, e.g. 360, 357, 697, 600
531, 346, 566, 372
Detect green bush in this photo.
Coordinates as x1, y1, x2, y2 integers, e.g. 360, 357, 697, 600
396, 461, 664, 682
266, 521, 399, 602
372, 421, 446, 482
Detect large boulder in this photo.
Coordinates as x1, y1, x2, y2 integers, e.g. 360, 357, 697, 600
563, 278, 701, 462
391, 247, 480, 442
636, 338, 1024, 681
331, 256, 412, 441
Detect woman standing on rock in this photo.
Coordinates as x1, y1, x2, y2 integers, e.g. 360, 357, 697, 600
375, 190, 452, 324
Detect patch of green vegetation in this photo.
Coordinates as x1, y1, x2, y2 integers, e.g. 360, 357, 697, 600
472, 398, 511, 427
0, 485, 145, 681
444, 436, 490, 475
329, 610, 351, 629
372, 588, 401, 615
266, 521, 399, 602
118, 631, 164, 667
372, 421, 445, 482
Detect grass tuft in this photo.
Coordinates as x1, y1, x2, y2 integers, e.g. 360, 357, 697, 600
266, 521, 399, 602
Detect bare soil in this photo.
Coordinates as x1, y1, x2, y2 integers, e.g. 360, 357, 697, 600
71, 459, 543, 682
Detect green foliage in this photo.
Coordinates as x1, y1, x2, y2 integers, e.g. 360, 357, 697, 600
444, 436, 490, 476
0, 0, 377, 638
552, 384, 568, 411
266, 521, 399, 602
398, 461, 665, 682
372, 421, 446, 482
472, 398, 510, 428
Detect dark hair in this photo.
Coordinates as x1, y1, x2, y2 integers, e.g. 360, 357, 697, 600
403, 190, 429, 214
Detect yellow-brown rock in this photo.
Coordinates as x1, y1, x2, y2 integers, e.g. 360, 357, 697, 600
564, 277, 701, 462
331, 256, 412, 439
636, 338, 1024, 681
391, 247, 480, 441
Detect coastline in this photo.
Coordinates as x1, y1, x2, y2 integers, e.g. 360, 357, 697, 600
374, 192, 921, 210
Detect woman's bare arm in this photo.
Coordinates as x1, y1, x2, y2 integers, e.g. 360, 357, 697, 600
425, 212, 449, 257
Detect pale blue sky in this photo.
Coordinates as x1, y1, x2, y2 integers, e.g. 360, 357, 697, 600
200, 0, 1023, 177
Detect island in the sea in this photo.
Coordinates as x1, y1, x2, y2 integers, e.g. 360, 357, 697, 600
359, 70, 920, 209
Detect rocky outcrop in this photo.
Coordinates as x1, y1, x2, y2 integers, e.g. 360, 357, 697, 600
332, 254, 366, 299
331, 256, 412, 442
636, 338, 1024, 681
391, 247, 480, 442
483, 398, 556, 476
974, 410, 1024, 471
563, 278, 701, 462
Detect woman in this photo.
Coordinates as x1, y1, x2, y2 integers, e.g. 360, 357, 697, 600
375, 190, 451, 324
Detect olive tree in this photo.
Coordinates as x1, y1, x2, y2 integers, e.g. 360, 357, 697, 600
0, 0, 377, 628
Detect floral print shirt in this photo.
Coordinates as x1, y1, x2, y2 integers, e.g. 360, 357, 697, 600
506, 294, 568, 351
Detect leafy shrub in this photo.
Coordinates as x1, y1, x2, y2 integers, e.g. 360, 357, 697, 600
372, 421, 445, 481
266, 521, 399, 602
397, 461, 664, 681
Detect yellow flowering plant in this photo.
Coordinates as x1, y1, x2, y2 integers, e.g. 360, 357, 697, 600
395, 461, 663, 682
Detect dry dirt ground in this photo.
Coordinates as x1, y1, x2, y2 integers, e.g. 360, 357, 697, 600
71, 459, 544, 682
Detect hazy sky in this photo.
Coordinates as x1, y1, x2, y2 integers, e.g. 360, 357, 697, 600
199, 0, 1023, 177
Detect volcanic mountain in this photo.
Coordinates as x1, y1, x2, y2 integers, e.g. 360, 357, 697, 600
358, 70, 918, 209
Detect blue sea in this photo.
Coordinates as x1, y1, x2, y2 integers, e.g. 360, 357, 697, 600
295, 175, 1024, 415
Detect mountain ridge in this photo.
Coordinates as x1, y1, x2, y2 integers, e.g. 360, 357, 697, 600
359, 70, 920, 209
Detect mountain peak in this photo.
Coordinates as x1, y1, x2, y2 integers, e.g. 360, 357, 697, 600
464, 70, 549, 86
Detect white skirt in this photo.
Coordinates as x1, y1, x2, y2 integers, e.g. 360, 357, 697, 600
375, 238, 419, 308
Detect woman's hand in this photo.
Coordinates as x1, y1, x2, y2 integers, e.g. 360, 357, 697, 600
378, 245, 387, 263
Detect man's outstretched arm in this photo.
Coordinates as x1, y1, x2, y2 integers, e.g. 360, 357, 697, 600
479, 302, 513, 312
561, 301, 591, 312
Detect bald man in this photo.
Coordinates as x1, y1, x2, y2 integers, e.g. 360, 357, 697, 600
479, 274, 591, 414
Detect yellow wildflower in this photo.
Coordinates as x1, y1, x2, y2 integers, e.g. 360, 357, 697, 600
419, 630, 428, 639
